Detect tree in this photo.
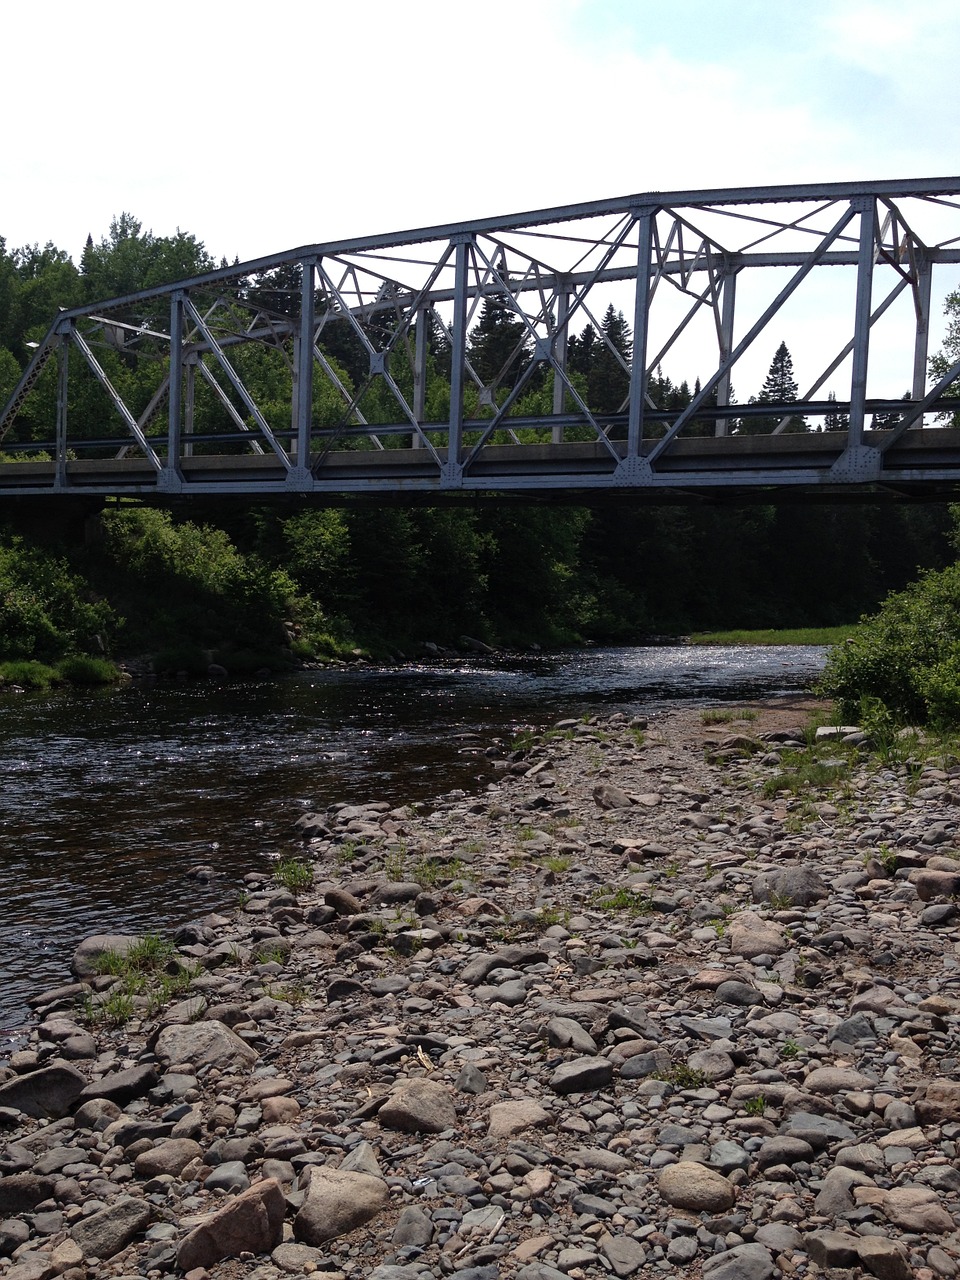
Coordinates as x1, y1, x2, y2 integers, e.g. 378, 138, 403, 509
823, 391, 849, 432
739, 340, 806, 434
466, 293, 531, 393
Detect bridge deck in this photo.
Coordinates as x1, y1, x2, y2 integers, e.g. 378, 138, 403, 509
4, 427, 960, 502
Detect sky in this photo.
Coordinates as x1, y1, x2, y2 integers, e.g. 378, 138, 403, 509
3, 0, 958, 397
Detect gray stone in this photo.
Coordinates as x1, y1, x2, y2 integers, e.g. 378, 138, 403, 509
857, 1236, 912, 1280
379, 1078, 457, 1134
71, 1197, 152, 1260
804, 1229, 861, 1268
658, 1161, 736, 1212
545, 1016, 598, 1055
293, 1166, 389, 1245
752, 866, 828, 906
155, 1020, 258, 1071
0, 1176, 58, 1216
70, 933, 143, 978
702, 1242, 775, 1280
177, 1177, 286, 1270
600, 1232, 648, 1276
77, 1063, 158, 1105
203, 1160, 250, 1193
550, 1056, 614, 1094
0, 1064, 86, 1119
393, 1205, 433, 1247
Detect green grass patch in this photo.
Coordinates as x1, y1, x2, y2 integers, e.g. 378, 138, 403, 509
273, 857, 314, 894
589, 885, 653, 916
56, 655, 120, 685
701, 707, 760, 725
690, 626, 857, 646
0, 660, 59, 689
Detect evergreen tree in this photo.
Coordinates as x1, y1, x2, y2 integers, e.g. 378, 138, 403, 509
823, 391, 849, 432
466, 293, 531, 392
739, 340, 806, 434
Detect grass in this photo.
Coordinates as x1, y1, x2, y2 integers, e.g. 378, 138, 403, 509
273, 857, 314, 893
0, 656, 121, 691
701, 707, 759, 726
81, 933, 196, 1026
589, 885, 653, 917
690, 626, 857, 646
652, 1064, 708, 1089
540, 855, 572, 874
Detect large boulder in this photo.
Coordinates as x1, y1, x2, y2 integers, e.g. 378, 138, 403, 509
177, 1177, 286, 1271
378, 1079, 457, 1134
293, 1167, 389, 1245
155, 1020, 258, 1072
658, 1162, 736, 1212
0, 1064, 86, 1119
71, 1197, 152, 1260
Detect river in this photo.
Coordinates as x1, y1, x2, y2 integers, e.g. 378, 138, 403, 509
0, 644, 828, 1033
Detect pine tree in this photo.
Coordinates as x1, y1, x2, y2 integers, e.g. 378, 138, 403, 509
466, 294, 531, 391
823, 391, 849, 433
739, 340, 806, 434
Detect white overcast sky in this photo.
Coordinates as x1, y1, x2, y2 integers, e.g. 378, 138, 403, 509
3, 0, 959, 396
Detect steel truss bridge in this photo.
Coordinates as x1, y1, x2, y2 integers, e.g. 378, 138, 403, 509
4, 177, 960, 504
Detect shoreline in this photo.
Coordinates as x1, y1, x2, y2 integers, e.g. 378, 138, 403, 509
2, 699, 959, 1279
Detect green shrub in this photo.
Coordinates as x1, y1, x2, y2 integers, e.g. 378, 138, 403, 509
56, 655, 119, 684
0, 534, 114, 661
820, 559, 960, 726
0, 659, 58, 689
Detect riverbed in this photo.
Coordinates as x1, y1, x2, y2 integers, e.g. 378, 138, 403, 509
0, 644, 828, 1029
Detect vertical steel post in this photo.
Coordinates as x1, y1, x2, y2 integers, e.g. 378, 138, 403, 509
294, 259, 316, 473
167, 293, 184, 476
848, 197, 876, 448
444, 237, 470, 484
912, 253, 932, 404
715, 266, 737, 437
184, 360, 195, 457
55, 328, 69, 489
552, 288, 570, 443
626, 208, 655, 460
413, 305, 428, 449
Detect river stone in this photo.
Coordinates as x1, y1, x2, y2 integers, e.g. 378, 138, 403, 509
0, 1175, 58, 1215
177, 1176, 286, 1270
592, 782, 634, 809
378, 1078, 456, 1133
134, 1138, 204, 1178
727, 912, 787, 959
293, 1167, 389, 1245
600, 1231, 647, 1276
873, 1186, 955, 1234
77, 1063, 158, 1105
702, 1242, 775, 1280
71, 1196, 152, 1260
658, 1161, 736, 1212
804, 1066, 875, 1094
752, 866, 828, 906
155, 1020, 258, 1071
0, 1064, 86, 1119
545, 1016, 598, 1054
856, 1236, 912, 1280
393, 1205, 433, 1247
70, 933, 144, 978
488, 1100, 552, 1138
550, 1056, 613, 1094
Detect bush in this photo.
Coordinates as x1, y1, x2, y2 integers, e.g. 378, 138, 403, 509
0, 534, 114, 661
56, 655, 119, 684
820, 559, 960, 726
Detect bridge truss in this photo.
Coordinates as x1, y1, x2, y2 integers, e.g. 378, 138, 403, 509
3, 177, 960, 501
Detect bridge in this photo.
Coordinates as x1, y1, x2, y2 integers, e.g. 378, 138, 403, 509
4, 177, 960, 504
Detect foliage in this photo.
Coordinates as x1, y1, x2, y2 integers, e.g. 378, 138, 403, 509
0, 533, 114, 661
819, 547, 960, 726
273, 857, 314, 893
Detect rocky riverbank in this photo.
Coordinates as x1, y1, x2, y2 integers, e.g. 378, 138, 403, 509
2, 700, 960, 1280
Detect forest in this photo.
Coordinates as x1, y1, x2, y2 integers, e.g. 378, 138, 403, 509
1, 215, 958, 676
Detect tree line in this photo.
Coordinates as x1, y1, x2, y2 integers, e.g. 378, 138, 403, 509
0, 216, 957, 669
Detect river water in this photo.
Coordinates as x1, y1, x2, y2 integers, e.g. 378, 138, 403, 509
0, 645, 827, 1031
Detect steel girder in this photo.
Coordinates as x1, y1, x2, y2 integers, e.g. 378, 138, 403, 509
4, 178, 960, 500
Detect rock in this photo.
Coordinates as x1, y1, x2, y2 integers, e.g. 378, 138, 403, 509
0, 1175, 58, 1215
727, 912, 788, 959
599, 1232, 648, 1276
378, 1078, 457, 1133
488, 1100, 552, 1138
752, 866, 828, 905
550, 1056, 613, 1094
544, 1016, 598, 1054
702, 1242, 775, 1280
293, 1167, 389, 1245
393, 1205, 433, 1247
155, 1020, 259, 1071
804, 1065, 876, 1094
592, 783, 634, 809
71, 1196, 152, 1260
804, 1229, 862, 1268
0, 1064, 85, 1119
70, 933, 143, 978
78, 1063, 159, 1105
177, 1177, 286, 1270
857, 1236, 912, 1280
134, 1138, 203, 1177
657, 1161, 736, 1212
